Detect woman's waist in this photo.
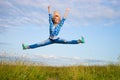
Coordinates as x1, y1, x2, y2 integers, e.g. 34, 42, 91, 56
49, 36, 58, 40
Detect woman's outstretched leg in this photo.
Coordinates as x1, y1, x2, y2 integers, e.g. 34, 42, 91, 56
22, 39, 53, 50
54, 37, 85, 44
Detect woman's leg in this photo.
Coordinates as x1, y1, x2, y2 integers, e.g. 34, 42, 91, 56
28, 39, 53, 49
54, 38, 79, 44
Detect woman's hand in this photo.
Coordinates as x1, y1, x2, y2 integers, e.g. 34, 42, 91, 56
48, 5, 51, 14
48, 5, 50, 9
64, 8, 70, 18
66, 8, 70, 12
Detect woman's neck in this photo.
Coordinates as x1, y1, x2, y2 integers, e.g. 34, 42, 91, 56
54, 24, 58, 27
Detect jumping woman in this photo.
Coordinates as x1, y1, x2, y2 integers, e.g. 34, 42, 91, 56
22, 6, 85, 50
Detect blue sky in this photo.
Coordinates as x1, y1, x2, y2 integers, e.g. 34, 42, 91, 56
0, 0, 120, 65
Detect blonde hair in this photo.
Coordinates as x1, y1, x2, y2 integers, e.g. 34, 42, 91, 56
52, 11, 61, 24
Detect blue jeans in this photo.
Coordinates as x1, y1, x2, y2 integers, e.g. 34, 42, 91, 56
29, 38, 79, 49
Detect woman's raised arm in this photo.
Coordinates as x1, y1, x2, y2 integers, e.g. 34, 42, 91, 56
48, 5, 51, 14
63, 8, 70, 18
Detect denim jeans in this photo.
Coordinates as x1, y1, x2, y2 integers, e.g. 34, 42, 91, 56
29, 38, 79, 49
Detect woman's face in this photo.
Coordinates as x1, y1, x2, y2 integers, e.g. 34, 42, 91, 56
53, 16, 60, 24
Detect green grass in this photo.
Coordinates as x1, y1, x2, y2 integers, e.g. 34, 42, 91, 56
0, 62, 120, 80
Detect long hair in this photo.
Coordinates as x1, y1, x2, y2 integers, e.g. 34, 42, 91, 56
52, 11, 61, 24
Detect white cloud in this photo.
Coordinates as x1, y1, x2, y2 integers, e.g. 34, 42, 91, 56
0, 52, 112, 66
0, 0, 119, 32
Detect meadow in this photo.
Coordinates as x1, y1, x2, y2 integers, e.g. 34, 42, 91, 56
0, 61, 120, 80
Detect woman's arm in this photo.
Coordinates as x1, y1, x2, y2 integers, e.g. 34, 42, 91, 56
48, 5, 51, 14
48, 5, 53, 30
63, 8, 70, 18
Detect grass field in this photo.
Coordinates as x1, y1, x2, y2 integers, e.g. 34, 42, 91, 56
0, 62, 120, 80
